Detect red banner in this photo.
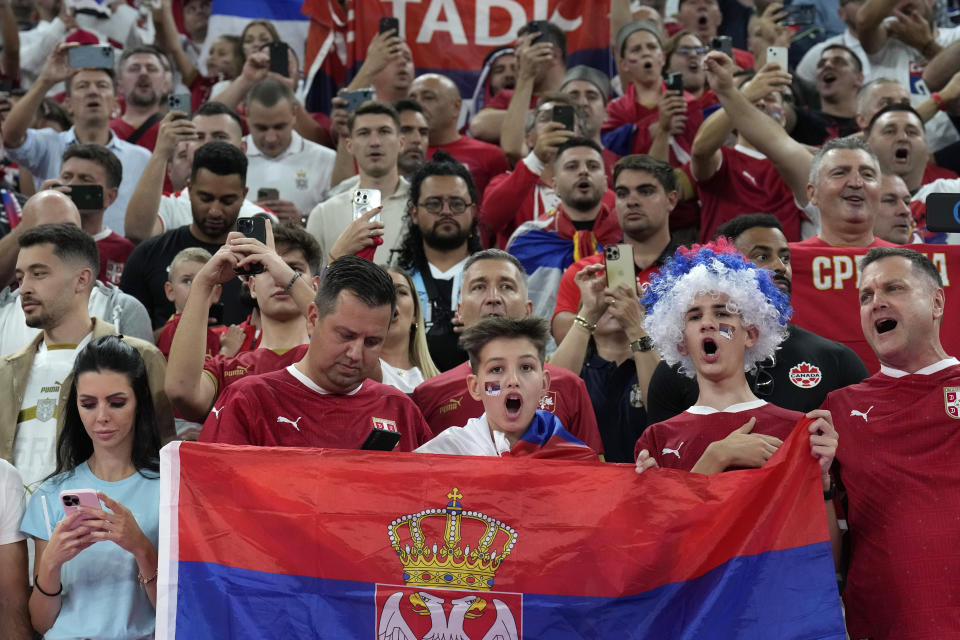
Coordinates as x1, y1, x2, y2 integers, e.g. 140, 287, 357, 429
789, 243, 960, 372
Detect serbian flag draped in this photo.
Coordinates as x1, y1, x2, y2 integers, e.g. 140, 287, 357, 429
203, 0, 309, 78
156, 422, 845, 639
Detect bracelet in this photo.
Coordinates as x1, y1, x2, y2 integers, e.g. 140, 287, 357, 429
283, 270, 302, 294
823, 476, 837, 501
572, 315, 597, 333
138, 567, 159, 587
932, 92, 948, 112
34, 575, 62, 597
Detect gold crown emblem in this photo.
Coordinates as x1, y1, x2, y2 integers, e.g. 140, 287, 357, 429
387, 488, 517, 591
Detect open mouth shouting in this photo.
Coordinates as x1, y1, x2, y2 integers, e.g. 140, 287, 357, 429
893, 146, 910, 165
702, 336, 719, 363
504, 392, 523, 417
875, 317, 897, 334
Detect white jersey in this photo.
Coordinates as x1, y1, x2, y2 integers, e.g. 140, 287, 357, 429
13, 335, 91, 492
414, 413, 510, 457
379, 359, 425, 395
157, 188, 277, 233
0, 459, 25, 544
244, 131, 336, 217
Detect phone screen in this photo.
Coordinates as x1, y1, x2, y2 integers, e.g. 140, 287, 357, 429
268, 42, 290, 77
552, 105, 575, 131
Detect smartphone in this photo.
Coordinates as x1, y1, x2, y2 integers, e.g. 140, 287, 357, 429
208, 302, 224, 325
529, 20, 550, 45
711, 36, 733, 59
766, 46, 788, 71
379, 17, 400, 36
353, 188, 382, 222
234, 217, 267, 275
68, 45, 115, 69
667, 72, 684, 93
68, 184, 104, 211
168, 92, 191, 114
782, 3, 816, 26
361, 427, 402, 451
268, 42, 290, 77
257, 187, 279, 201
925, 193, 960, 232
552, 104, 575, 131
60, 489, 100, 528
341, 88, 376, 112
604, 244, 635, 291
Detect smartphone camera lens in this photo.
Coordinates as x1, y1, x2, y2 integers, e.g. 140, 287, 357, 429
64, 495, 78, 506
237, 219, 253, 234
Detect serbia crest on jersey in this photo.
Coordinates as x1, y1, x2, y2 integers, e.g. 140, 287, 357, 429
945, 387, 960, 419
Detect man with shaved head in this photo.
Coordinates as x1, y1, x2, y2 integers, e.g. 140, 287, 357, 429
410, 73, 509, 202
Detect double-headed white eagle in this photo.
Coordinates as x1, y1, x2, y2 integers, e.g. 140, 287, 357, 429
378, 591, 519, 640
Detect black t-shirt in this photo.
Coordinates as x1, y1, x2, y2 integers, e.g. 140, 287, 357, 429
423, 275, 466, 372
645, 324, 869, 425
790, 109, 859, 147
580, 354, 647, 463
119, 225, 247, 329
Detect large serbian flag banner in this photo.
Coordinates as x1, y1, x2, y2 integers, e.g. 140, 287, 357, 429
789, 243, 960, 372
156, 423, 844, 639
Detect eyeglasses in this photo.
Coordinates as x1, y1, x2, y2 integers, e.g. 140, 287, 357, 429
417, 197, 473, 214
675, 46, 709, 57
753, 355, 775, 397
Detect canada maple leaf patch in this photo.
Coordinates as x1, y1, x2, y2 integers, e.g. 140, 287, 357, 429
788, 362, 822, 388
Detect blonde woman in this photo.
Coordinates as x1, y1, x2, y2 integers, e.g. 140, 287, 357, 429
379, 268, 440, 393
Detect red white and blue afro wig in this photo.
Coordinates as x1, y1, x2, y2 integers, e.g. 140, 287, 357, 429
641, 239, 792, 377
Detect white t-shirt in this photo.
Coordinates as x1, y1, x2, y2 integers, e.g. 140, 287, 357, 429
0, 459, 25, 544
414, 413, 510, 456
13, 334, 91, 492
156, 188, 276, 233
379, 359, 425, 394
866, 26, 960, 152
244, 131, 336, 217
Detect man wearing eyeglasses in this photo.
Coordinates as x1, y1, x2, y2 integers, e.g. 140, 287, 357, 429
645, 213, 869, 425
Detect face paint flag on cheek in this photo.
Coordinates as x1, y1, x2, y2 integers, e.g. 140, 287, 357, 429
485, 382, 501, 397
718, 323, 735, 340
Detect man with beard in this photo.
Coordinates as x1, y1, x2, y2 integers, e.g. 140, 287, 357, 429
110, 46, 173, 152
307, 102, 408, 267
645, 214, 869, 424
396, 99, 429, 180
410, 73, 509, 203
2, 43, 151, 236
120, 142, 250, 330
393, 152, 483, 371
1, 224, 173, 490
506, 138, 619, 321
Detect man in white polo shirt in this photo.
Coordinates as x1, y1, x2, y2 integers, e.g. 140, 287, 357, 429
244, 78, 336, 227
307, 101, 409, 267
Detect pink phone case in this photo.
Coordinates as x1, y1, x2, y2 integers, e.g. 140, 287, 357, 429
60, 489, 100, 526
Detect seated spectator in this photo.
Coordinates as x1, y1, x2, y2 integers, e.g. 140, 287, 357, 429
416, 317, 597, 461
199, 256, 431, 450
469, 21, 567, 144
155, 247, 227, 359
20, 336, 161, 639
379, 267, 441, 393
124, 102, 275, 244
120, 142, 252, 329
2, 43, 151, 235
306, 101, 408, 268
0, 458, 29, 640
243, 79, 336, 226
110, 46, 173, 152
0, 193, 153, 354
634, 240, 837, 482
2, 225, 174, 491
411, 249, 604, 455
47, 145, 134, 285
506, 138, 620, 320
874, 173, 915, 244
166, 223, 320, 423
602, 21, 704, 168
645, 214, 869, 424
392, 152, 483, 371
410, 73, 509, 203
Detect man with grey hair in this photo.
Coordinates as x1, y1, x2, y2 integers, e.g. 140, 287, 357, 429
410, 248, 604, 455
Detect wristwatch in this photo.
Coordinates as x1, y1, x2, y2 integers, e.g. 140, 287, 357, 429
629, 336, 654, 353
823, 476, 837, 501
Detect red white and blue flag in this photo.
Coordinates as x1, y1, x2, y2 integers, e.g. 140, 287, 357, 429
156, 421, 844, 639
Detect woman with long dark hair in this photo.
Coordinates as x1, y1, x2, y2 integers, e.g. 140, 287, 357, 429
20, 336, 161, 639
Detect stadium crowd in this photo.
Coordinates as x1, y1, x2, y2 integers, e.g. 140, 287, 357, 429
0, 0, 958, 637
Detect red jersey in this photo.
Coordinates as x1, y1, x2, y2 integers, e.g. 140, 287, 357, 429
697, 145, 806, 243
821, 362, 960, 639
790, 236, 897, 248
202, 344, 309, 395
552, 249, 667, 321
635, 400, 803, 470
427, 136, 509, 202
484, 89, 538, 111
95, 230, 134, 285
156, 313, 222, 359
110, 116, 161, 151
922, 163, 959, 185
200, 365, 431, 451
411, 361, 605, 454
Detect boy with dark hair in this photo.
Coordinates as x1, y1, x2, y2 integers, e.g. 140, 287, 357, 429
416, 316, 595, 460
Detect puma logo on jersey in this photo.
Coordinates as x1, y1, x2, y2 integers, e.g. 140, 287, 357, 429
211, 406, 223, 419
662, 441, 685, 459
277, 415, 302, 431
850, 406, 874, 421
